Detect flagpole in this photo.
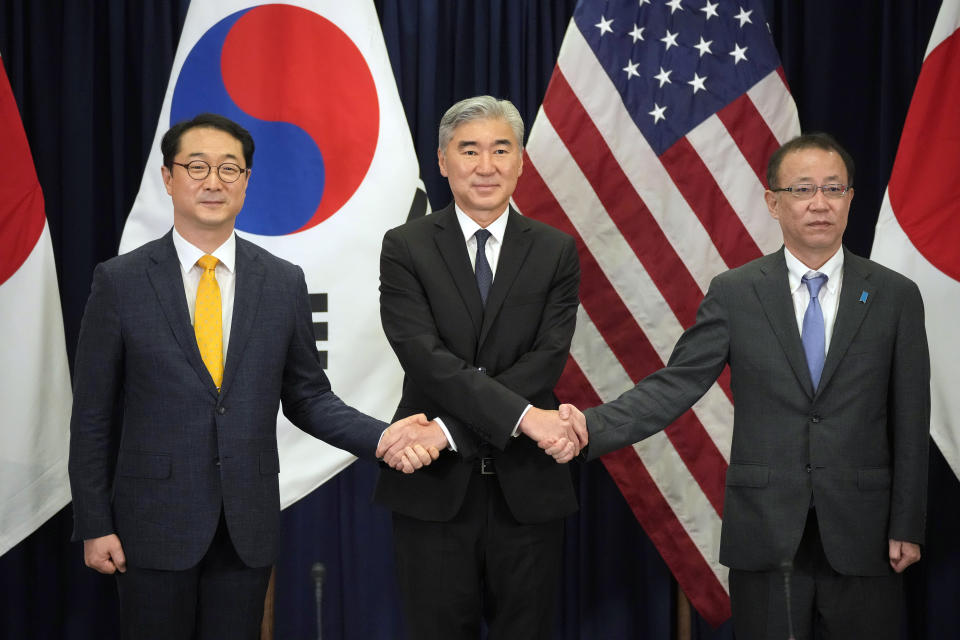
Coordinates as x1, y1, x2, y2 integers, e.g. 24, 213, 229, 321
260, 567, 276, 640
676, 584, 692, 640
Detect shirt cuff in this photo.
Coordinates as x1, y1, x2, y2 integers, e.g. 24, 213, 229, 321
376, 429, 387, 457
433, 416, 456, 452
512, 405, 532, 438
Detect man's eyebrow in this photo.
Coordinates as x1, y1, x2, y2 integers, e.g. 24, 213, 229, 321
186, 151, 241, 161
455, 139, 514, 149
792, 174, 843, 182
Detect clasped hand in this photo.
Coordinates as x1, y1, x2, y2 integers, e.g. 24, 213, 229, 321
376, 413, 447, 473
519, 404, 588, 464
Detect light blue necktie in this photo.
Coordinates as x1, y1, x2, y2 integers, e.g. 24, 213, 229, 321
474, 229, 493, 306
801, 273, 828, 391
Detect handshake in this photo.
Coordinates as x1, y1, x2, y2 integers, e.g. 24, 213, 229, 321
519, 403, 587, 463
376, 414, 447, 473
375, 403, 588, 473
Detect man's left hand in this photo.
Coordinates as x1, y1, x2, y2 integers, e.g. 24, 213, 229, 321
889, 539, 921, 573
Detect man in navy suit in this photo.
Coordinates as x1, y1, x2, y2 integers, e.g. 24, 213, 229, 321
556, 133, 930, 639
68, 113, 438, 639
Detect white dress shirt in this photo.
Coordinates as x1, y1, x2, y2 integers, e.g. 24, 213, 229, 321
171, 228, 237, 357
783, 246, 844, 355
455, 204, 509, 277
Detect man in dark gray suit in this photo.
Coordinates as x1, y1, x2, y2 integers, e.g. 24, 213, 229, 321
554, 133, 930, 638
68, 113, 438, 640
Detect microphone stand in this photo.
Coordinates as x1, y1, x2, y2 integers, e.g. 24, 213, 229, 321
781, 560, 797, 640
312, 562, 326, 640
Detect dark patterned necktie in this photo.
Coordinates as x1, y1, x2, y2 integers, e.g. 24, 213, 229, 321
474, 229, 492, 306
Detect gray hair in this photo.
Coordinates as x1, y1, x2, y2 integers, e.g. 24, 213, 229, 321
438, 95, 525, 153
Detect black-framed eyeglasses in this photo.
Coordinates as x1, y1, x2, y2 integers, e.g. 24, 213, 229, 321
172, 160, 247, 183
771, 183, 851, 200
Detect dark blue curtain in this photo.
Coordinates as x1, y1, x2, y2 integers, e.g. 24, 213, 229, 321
1, 1, 957, 638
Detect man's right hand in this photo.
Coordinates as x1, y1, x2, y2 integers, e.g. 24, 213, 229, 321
541, 404, 589, 462
83, 534, 126, 574
519, 406, 588, 463
377, 413, 446, 473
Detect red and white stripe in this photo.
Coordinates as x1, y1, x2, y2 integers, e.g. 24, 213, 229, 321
514, 20, 799, 626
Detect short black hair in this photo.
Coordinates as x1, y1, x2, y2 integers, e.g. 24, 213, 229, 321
766, 132, 854, 189
161, 113, 255, 170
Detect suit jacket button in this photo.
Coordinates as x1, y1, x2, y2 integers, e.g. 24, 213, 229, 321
810, 414, 821, 423
477, 367, 487, 375
214, 457, 221, 467
217, 406, 226, 415
805, 464, 812, 473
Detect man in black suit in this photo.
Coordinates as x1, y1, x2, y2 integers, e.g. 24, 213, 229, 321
556, 133, 930, 638
374, 95, 586, 639
68, 113, 438, 640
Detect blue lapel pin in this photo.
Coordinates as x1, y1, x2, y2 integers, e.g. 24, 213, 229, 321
859, 291, 868, 303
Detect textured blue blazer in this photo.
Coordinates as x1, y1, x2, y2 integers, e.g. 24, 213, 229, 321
68, 230, 385, 570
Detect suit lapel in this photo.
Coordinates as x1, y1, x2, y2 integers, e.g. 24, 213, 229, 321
754, 249, 815, 398
479, 209, 532, 347
433, 206, 484, 336
220, 237, 265, 398
145, 231, 219, 399
817, 249, 873, 396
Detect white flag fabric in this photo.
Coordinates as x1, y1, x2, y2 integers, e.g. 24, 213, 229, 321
513, 0, 798, 625
0, 58, 73, 555
120, 0, 421, 508
871, 0, 960, 479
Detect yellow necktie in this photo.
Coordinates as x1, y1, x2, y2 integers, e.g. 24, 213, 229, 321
195, 255, 223, 388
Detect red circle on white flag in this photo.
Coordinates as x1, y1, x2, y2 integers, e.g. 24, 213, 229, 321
888, 30, 960, 283
0, 63, 45, 287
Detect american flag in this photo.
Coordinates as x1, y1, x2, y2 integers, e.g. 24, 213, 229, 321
512, 0, 800, 626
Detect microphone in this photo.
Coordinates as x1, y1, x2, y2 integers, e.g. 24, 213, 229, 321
780, 560, 796, 640
312, 562, 326, 640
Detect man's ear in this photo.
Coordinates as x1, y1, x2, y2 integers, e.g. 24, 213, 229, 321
437, 148, 448, 178
764, 189, 779, 221
161, 165, 174, 196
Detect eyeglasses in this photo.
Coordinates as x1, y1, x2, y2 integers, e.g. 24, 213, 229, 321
771, 183, 851, 200
172, 160, 247, 183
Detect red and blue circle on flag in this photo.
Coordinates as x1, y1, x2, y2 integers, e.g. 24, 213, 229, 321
170, 4, 380, 236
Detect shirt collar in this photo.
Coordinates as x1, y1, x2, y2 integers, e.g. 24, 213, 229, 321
172, 227, 236, 274
454, 204, 509, 246
784, 246, 843, 294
